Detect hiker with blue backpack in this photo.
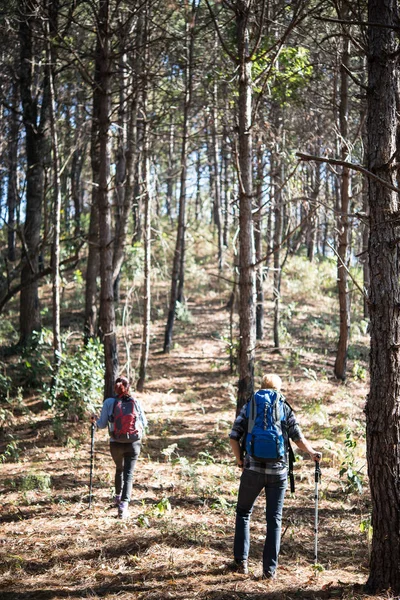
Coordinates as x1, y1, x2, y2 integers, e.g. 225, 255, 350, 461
91, 376, 147, 519
229, 373, 321, 580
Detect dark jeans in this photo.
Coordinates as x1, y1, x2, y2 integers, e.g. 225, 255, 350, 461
234, 469, 287, 576
109, 441, 141, 503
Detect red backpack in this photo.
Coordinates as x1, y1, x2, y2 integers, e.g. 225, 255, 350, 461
110, 396, 141, 442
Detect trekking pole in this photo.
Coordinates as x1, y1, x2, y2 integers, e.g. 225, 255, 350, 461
314, 459, 321, 564
89, 422, 95, 508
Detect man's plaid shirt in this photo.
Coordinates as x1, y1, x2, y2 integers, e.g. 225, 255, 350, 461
229, 395, 303, 475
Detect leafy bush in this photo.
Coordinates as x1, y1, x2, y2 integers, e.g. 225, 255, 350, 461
0, 437, 19, 463
50, 338, 104, 420
0, 369, 12, 402
19, 472, 52, 492
339, 429, 365, 495
175, 301, 193, 323
17, 329, 53, 390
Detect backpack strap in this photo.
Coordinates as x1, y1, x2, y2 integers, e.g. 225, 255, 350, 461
288, 439, 295, 493
247, 392, 257, 434
109, 397, 120, 423
273, 391, 284, 422
282, 399, 295, 493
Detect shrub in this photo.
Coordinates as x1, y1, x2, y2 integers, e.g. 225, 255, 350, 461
19, 472, 52, 492
17, 329, 53, 390
50, 338, 104, 420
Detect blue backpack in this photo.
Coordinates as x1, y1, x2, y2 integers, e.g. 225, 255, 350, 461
245, 389, 286, 461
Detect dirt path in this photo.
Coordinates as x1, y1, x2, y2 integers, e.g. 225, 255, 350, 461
0, 289, 382, 600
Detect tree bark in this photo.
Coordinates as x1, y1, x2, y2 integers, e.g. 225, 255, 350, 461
255, 138, 264, 341
236, 0, 256, 410
137, 5, 151, 392
365, 0, 400, 593
334, 9, 351, 381
164, 0, 197, 353
210, 58, 223, 270
7, 79, 19, 263
95, 0, 118, 397
272, 149, 284, 351
112, 9, 143, 285
19, 0, 50, 344
46, 2, 62, 369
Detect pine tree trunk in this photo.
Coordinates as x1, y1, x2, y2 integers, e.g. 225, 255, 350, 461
365, 0, 400, 593
195, 149, 201, 222
137, 6, 151, 392
137, 127, 151, 391
70, 95, 86, 240
95, 0, 118, 397
236, 0, 256, 409
211, 63, 223, 269
255, 139, 264, 341
307, 157, 320, 262
84, 198, 100, 341
222, 114, 231, 248
47, 9, 62, 369
112, 11, 143, 285
164, 1, 197, 353
7, 79, 19, 263
85, 78, 101, 341
273, 154, 283, 351
19, 0, 49, 344
166, 112, 175, 219
334, 26, 351, 381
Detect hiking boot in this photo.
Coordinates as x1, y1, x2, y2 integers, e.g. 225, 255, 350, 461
113, 494, 121, 507
227, 560, 248, 574
118, 501, 129, 519
261, 570, 276, 580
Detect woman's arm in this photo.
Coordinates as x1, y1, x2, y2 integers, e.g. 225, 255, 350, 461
92, 397, 114, 429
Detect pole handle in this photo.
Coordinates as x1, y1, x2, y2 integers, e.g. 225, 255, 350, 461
315, 460, 321, 483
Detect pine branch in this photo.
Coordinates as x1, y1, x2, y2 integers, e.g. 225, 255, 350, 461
296, 152, 400, 195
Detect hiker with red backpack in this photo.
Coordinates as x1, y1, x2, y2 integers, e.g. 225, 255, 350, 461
91, 376, 147, 519
229, 373, 321, 580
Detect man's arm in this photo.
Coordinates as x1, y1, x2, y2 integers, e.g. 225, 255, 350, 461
294, 437, 321, 462
230, 438, 244, 469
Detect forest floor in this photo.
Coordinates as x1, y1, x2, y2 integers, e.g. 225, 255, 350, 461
0, 253, 386, 600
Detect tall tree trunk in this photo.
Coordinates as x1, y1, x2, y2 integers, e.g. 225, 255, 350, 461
236, 0, 256, 410
273, 150, 283, 351
84, 198, 100, 341
112, 10, 143, 286
166, 111, 176, 219
307, 157, 320, 262
85, 83, 101, 341
361, 63, 370, 320
7, 79, 19, 263
113, 49, 127, 305
334, 18, 351, 381
222, 112, 231, 247
195, 149, 202, 222
70, 89, 86, 240
19, 0, 50, 344
164, 0, 197, 353
365, 0, 400, 593
95, 0, 118, 397
137, 145, 151, 390
211, 58, 223, 270
46, 3, 62, 370
137, 5, 151, 392
255, 138, 264, 340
